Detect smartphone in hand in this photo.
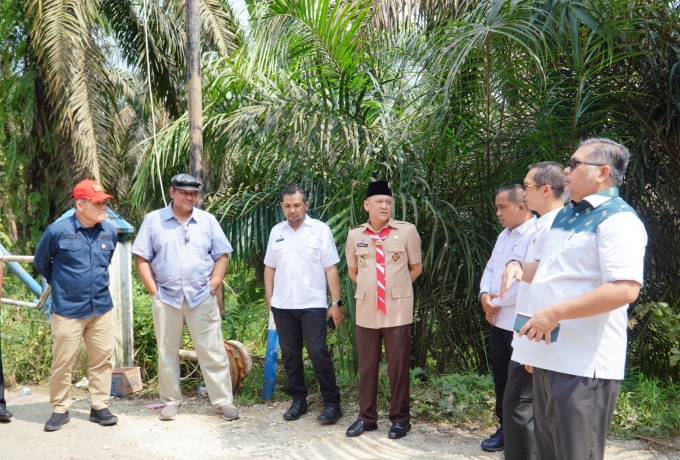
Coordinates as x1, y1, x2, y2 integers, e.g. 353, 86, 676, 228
514, 312, 560, 342
327, 316, 336, 330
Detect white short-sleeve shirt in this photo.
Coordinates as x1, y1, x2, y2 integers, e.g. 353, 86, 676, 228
518, 188, 647, 379
264, 215, 340, 309
479, 216, 537, 331
511, 206, 562, 359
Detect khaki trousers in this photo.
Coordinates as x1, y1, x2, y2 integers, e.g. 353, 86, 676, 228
50, 311, 114, 413
152, 295, 233, 409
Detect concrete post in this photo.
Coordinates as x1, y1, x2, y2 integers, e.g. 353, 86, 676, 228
109, 241, 134, 367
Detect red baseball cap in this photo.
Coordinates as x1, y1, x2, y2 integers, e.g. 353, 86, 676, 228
71, 180, 114, 201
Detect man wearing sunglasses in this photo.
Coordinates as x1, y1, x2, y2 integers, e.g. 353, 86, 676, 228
132, 174, 239, 422
34, 180, 119, 431
501, 138, 648, 460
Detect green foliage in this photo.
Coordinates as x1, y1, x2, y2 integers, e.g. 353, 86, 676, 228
222, 270, 268, 345
409, 367, 495, 425
629, 301, 680, 368
131, 270, 158, 381
0, 304, 52, 385
613, 370, 680, 437
133, 0, 680, 382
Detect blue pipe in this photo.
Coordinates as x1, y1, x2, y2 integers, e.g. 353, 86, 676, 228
0, 243, 43, 298
41, 277, 51, 319
262, 312, 279, 400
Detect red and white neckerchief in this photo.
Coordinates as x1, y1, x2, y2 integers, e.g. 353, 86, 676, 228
365, 226, 392, 315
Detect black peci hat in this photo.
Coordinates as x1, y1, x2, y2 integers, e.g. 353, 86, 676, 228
366, 180, 392, 198
171, 173, 202, 191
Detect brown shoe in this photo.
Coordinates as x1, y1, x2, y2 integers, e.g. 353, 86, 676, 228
159, 404, 180, 421
218, 403, 239, 421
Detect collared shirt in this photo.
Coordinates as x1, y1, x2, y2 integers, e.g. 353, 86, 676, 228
264, 215, 340, 310
346, 218, 422, 329
520, 187, 647, 379
479, 216, 537, 331
131, 203, 233, 309
34, 215, 118, 319
511, 207, 562, 353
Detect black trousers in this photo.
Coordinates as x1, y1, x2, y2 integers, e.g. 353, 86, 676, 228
0, 326, 6, 408
271, 307, 340, 407
533, 368, 620, 460
489, 326, 514, 421
503, 360, 537, 460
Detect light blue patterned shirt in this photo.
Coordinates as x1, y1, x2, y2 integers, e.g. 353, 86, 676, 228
131, 203, 233, 308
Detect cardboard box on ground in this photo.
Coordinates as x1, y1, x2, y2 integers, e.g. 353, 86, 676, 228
111, 367, 143, 396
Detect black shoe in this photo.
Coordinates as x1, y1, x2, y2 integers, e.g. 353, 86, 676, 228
481, 425, 504, 451
44, 411, 70, 432
90, 407, 119, 426
388, 422, 411, 439
283, 400, 307, 421
346, 419, 378, 437
316, 406, 342, 424
0, 406, 12, 421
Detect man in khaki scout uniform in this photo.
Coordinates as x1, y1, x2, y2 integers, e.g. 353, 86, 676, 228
345, 180, 422, 440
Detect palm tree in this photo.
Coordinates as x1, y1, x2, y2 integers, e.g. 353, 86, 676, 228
134, 0, 680, 379
1, 0, 239, 244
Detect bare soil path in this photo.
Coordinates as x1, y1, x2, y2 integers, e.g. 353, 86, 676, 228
1, 386, 676, 460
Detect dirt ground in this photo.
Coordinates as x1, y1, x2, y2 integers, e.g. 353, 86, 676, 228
1, 386, 677, 460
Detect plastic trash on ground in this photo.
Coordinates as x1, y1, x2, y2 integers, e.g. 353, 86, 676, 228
18, 386, 31, 397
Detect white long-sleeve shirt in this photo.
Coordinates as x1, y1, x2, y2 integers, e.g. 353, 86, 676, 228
479, 216, 537, 330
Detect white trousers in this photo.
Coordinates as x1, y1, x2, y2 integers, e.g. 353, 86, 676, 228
152, 295, 233, 408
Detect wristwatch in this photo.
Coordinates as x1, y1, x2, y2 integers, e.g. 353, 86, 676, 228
210, 288, 218, 296
506, 259, 523, 269
331, 300, 343, 307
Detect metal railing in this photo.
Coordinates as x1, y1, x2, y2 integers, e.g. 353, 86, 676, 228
0, 248, 51, 314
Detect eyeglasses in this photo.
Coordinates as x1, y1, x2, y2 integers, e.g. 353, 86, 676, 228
567, 158, 605, 170
522, 183, 545, 189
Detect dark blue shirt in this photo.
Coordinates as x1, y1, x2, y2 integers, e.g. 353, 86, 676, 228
34, 215, 118, 319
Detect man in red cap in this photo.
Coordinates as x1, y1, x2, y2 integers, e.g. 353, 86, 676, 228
34, 179, 119, 431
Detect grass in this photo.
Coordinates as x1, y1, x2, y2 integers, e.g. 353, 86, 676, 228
612, 370, 680, 438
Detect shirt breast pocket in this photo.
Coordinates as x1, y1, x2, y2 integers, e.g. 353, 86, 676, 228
96, 239, 116, 267
387, 245, 406, 264
304, 238, 321, 259
356, 248, 370, 265
57, 239, 85, 267
510, 243, 527, 259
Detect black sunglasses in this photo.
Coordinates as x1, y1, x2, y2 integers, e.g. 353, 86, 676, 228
567, 158, 605, 170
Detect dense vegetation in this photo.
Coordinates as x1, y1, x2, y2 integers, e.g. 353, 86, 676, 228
2, 0, 680, 436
